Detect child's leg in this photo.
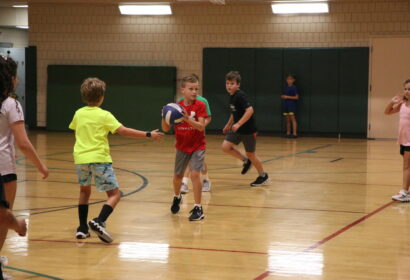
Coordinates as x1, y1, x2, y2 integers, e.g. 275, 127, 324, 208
190, 170, 202, 205
402, 151, 410, 191
222, 140, 246, 161
0, 208, 26, 237
0, 177, 17, 251
78, 185, 91, 229
188, 150, 205, 221
285, 115, 291, 135
181, 167, 191, 187
290, 114, 298, 136
246, 152, 265, 175
174, 174, 184, 195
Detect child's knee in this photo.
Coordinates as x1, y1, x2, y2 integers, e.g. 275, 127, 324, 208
190, 171, 200, 180
222, 142, 232, 153
246, 152, 257, 160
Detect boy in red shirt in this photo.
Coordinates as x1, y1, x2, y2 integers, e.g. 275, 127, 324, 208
162, 74, 208, 221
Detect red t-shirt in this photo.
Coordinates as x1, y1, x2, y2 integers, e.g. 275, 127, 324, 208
175, 99, 208, 154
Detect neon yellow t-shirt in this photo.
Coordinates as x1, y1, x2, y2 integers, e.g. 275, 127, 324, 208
69, 106, 122, 164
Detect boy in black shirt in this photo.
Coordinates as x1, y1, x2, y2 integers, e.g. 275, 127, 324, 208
222, 71, 269, 186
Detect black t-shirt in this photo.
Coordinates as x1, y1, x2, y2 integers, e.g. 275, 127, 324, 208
229, 90, 257, 134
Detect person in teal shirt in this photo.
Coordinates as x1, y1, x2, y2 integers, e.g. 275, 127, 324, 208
177, 77, 212, 193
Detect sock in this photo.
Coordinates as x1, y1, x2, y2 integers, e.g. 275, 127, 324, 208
78, 204, 88, 227
202, 173, 209, 182
194, 204, 202, 208
259, 172, 267, 177
174, 194, 181, 199
243, 157, 248, 162
97, 204, 113, 223
182, 177, 189, 185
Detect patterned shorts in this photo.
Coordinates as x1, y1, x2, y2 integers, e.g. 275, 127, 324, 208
75, 163, 118, 192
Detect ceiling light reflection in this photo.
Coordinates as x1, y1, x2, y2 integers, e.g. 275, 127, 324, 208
119, 242, 169, 263
268, 249, 323, 276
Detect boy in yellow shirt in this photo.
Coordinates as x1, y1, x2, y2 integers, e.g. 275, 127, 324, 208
69, 77, 163, 243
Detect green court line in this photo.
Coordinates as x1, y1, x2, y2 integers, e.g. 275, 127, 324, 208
5, 265, 63, 279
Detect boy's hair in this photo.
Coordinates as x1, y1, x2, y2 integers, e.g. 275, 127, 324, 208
225, 71, 241, 83
404, 79, 410, 85
80, 77, 106, 105
180, 74, 199, 88
286, 73, 296, 80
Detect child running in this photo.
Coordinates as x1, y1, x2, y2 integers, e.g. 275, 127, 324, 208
69, 77, 163, 243
385, 79, 410, 202
222, 71, 269, 187
162, 74, 208, 221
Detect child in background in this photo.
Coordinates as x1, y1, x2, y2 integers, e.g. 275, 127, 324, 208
281, 74, 299, 138
222, 71, 269, 187
162, 74, 208, 221
0, 55, 48, 279
385, 79, 410, 202
69, 77, 163, 243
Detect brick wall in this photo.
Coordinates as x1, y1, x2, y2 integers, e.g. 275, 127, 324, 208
29, 0, 410, 126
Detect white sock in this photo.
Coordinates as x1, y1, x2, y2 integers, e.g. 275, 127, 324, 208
194, 204, 202, 208
182, 177, 189, 185
174, 194, 181, 199
202, 173, 209, 182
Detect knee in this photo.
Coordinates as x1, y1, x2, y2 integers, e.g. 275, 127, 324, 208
222, 143, 231, 153
246, 152, 256, 160
174, 174, 183, 181
190, 171, 200, 180
80, 187, 91, 195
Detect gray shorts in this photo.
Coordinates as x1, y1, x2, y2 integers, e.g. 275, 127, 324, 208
174, 150, 205, 175
225, 131, 257, 153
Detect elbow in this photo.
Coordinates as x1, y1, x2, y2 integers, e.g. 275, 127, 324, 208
17, 142, 30, 152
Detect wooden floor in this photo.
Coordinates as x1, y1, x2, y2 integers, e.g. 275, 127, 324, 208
2, 132, 409, 280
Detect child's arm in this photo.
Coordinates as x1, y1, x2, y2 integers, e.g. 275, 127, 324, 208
223, 114, 234, 134
282, 94, 299, 100
181, 109, 205, 131
161, 119, 171, 132
11, 121, 49, 179
232, 107, 254, 132
385, 95, 405, 115
205, 116, 212, 127
116, 126, 163, 140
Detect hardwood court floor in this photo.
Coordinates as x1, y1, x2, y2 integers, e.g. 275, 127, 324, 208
2, 132, 409, 280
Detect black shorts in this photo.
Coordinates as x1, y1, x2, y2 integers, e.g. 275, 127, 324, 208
2, 174, 17, 183
225, 131, 257, 153
400, 145, 410, 156
0, 177, 10, 209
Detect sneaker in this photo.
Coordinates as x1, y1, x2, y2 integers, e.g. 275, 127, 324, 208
171, 195, 183, 214
180, 183, 189, 194
241, 158, 252, 175
189, 206, 204, 221
202, 180, 211, 192
76, 226, 90, 239
392, 190, 410, 202
0, 256, 11, 280
88, 219, 113, 243
250, 173, 270, 187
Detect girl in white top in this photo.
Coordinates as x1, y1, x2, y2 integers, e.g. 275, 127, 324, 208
0, 55, 49, 277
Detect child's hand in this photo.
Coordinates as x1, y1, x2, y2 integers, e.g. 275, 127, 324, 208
39, 164, 49, 179
392, 95, 405, 104
150, 129, 164, 141
222, 124, 231, 134
281, 95, 288, 99
231, 123, 240, 132
181, 108, 189, 121
15, 218, 27, 237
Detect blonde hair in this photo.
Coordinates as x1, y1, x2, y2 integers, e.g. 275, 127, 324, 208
180, 74, 199, 88
80, 77, 106, 105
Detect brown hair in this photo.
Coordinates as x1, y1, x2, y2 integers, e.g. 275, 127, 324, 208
225, 71, 241, 83
404, 79, 410, 85
180, 74, 199, 88
80, 77, 106, 105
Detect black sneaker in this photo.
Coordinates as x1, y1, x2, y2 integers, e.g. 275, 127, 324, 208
0, 263, 4, 280
189, 206, 204, 221
76, 225, 90, 239
88, 218, 113, 243
250, 173, 269, 187
171, 195, 183, 214
241, 158, 252, 174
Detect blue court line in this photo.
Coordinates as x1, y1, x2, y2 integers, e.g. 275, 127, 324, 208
5, 265, 63, 280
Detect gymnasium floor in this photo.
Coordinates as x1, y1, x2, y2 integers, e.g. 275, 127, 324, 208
2, 131, 409, 280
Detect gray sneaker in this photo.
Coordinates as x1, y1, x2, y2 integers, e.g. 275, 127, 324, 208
180, 183, 189, 194
202, 180, 211, 192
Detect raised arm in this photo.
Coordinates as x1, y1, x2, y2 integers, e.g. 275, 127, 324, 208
116, 126, 163, 140
11, 121, 49, 179
385, 95, 404, 115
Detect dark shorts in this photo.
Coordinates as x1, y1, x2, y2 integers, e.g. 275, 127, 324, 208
225, 131, 257, 153
283, 102, 296, 116
2, 174, 17, 183
0, 176, 10, 209
400, 145, 410, 156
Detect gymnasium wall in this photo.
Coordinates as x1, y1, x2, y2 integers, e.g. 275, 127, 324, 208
29, 0, 410, 127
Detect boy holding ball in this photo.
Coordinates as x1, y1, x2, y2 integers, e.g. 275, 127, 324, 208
162, 74, 208, 221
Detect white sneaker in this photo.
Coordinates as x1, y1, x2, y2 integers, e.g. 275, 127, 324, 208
180, 183, 189, 194
0, 256, 12, 280
202, 180, 211, 192
392, 190, 410, 202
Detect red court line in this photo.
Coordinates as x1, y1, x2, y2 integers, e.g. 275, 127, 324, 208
253, 201, 395, 280
28, 239, 267, 255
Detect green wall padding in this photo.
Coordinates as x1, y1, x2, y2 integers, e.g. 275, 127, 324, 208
203, 47, 369, 136
47, 65, 176, 132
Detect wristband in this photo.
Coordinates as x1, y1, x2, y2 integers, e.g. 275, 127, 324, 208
146, 132, 151, 137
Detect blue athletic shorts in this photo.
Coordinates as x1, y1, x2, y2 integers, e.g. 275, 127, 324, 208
75, 163, 118, 192
283, 102, 296, 116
